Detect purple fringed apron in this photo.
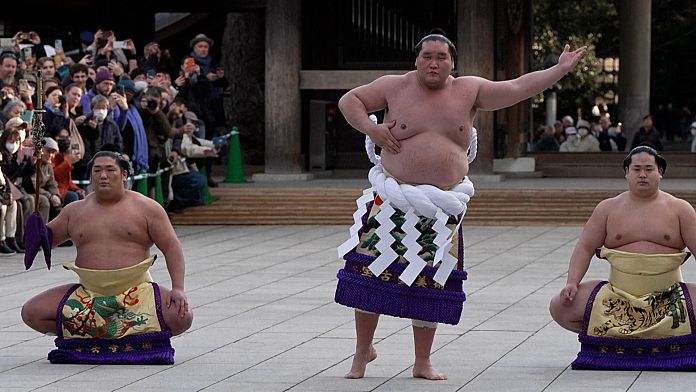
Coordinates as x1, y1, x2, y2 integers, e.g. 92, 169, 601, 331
572, 247, 696, 371
48, 257, 175, 365
335, 196, 467, 325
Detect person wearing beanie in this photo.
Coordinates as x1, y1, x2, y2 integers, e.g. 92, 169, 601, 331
78, 68, 129, 130
94, 69, 113, 85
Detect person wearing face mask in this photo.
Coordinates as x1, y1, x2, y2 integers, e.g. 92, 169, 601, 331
2, 117, 30, 144
78, 69, 128, 130
0, 128, 36, 249
74, 95, 124, 180
0, 129, 24, 254
0, 163, 19, 255
137, 86, 174, 201
559, 127, 580, 152
572, 119, 600, 152
137, 87, 172, 173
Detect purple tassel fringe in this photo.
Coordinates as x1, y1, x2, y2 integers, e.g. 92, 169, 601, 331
48, 331, 175, 365
335, 251, 467, 325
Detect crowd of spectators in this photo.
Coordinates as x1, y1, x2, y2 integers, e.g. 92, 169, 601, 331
0, 29, 229, 254
531, 107, 696, 153
531, 114, 627, 153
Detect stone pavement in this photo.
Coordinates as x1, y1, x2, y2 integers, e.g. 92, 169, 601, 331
2, 223, 696, 391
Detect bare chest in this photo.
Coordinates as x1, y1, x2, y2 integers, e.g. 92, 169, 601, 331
385, 87, 475, 145
606, 204, 683, 249
69, 205, 150, 245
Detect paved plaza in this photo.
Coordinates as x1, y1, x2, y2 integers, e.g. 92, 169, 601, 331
2, 223, 696, 391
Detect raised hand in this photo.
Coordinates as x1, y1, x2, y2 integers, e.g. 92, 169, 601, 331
558, 44, 587, 73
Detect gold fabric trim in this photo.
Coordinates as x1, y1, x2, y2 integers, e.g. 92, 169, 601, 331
63, 257, 155, 296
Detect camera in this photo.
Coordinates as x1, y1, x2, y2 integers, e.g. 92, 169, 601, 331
146, 100, 158, 110
58, 95, 67, 105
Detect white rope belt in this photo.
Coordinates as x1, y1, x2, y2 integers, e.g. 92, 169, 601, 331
338, 115, 478, 287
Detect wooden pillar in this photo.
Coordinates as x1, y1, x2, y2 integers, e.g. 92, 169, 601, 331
262, 0, 306, 177
500, 0, 531, 159
457, 0, 495, 173
617, 0, 651, 146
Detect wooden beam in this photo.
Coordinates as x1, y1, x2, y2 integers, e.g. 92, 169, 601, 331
299, 70, 408, 90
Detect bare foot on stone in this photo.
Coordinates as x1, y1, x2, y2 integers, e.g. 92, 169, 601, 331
413, 360, 447, 380
345, 345, 378, 379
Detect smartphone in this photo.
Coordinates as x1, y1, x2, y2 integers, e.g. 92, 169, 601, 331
184, 57, 195, 74
113, 40, 126, 49
21, 46, 32, 60
18, 79, 29, 91
54, 39, 62, 49
117, 85, 125, 96
212, 136, 226, 145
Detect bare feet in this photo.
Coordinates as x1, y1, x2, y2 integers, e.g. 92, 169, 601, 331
413, 359, 447, 380
345, 344, 377, 379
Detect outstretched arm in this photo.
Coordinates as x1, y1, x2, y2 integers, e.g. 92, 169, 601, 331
561, 198, 609, 303
475, 45, 587, 112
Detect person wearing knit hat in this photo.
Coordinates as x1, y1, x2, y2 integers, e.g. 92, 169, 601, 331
95, 69, 114, 85
77, 66, 128, 130
116, 79, 136, 94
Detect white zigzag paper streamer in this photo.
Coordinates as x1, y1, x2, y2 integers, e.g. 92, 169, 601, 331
432, 243, 458, 286
368, 200, 399, 277
399, 208, 426, 286
432, 217, 464, 285
431, 208, 453, 266
337, 188, 375, 257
